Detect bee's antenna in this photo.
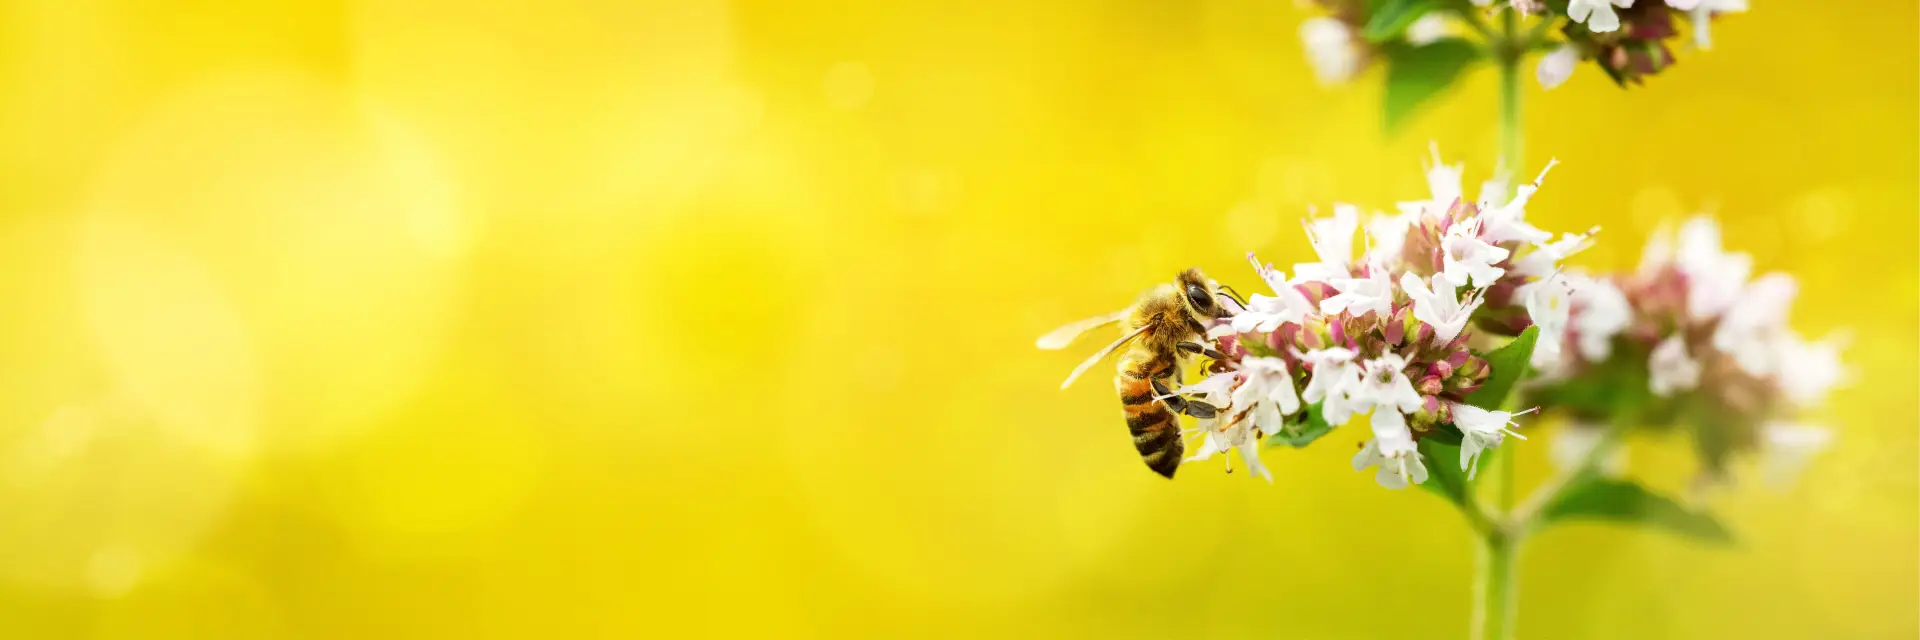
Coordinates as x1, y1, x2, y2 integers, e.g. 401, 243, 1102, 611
1216, 284, 1249, 307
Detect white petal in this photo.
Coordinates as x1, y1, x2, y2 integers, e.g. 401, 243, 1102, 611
1405, 14, 1452, 46
1692, 7, 1715, 49
1775, 332, 1848, 407
1460, 436, 1484, 474
1239, 441, 1274, 483
1376, 465, 1408, 490
1352, 440, 1379, 472
1184, 432, 1224, 462
1588, 5, 1621, 32
1300, 18, 1363, 85
1649, 335, 1702, 396
1537, 46, 1578, 90
1567, 0, 1594, 23
1369, 408, 1413, 447
1759, 423, 1832, 488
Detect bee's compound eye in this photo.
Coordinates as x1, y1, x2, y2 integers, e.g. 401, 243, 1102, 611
1185, 283, 1212, 310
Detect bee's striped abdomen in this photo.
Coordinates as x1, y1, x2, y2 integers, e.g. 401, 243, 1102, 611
1116, 350, 1181, 478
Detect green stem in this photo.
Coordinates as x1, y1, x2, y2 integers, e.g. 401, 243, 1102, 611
1471, 530, 1520, 640
1497, 10, 1524, 180
1471, 13, 1528, 640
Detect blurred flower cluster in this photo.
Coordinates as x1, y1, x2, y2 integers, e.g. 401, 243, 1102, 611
1297, 0, 1457, 85
1539, 0, 1749, 87
1294, 0, 1751, 95
1524, 215, 1846, 487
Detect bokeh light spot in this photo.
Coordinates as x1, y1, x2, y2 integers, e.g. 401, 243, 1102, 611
0, 400, 240, 596
77, 219, 261, 457
82, 69, 464, 453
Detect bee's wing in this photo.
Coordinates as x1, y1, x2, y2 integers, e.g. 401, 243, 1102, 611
1059, 323, 1152, 390
1035, 310, 1128, 350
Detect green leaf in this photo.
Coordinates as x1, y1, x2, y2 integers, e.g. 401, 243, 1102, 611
1360, 0, 1442, 43
1542, 477, 1735, 544
1462, 325, 1538, 410
1415, 438, 1470, 507
1269, 403, 1336, 448
1382, 38, 1481, 135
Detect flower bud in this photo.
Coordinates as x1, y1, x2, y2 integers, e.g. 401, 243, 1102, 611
1409, 395, 1449, 432
1328, 315, 1349, 346
1296, 281, 1335, 305
1267, 325, 1296, 355
1458, 354, 1488, 380
1446, 349, 1471, 370
1218, 334, 1242, 358
1383, 305, 1408, 345
1417, 375, 1445, 396
1429, 359, 1455, 380
1300, 317, 1328, 350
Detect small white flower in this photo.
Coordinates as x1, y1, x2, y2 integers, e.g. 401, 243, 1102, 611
1442, 219, 1511, 289
1352, 411, 1427, 489
1293, 205, 1361, 283
1759, 423, 1830, 489
1234, 356, 1302, 435
1320, 264, 1394, 318
1248, 252, 1290, 292
1549, 423, 1628, 477
1173, 371, 1238, 409
1299, 347, 1364, 425
1689, 0, 1748, 49
1478, 159, 1557, 245
1537, 45, 1579, 89
1512, 228, 1599, 279
1185, 417, 1274, 482
1399, 271, 1483, 344
1573, 277, 1632, 362
1452, 403, 1531, 479
1233, 289, 1317, 334
1406, 14, 1452, 46
1352, 353, 1423, 415
1773, 331, 1848, 408
1301, 18, 1364, 85
1523, 275, 1576, 371
1476, 174, 1511, 210
1366, 211, 1415, 264
1397, 144, 1464, 217
1638, 223, 1675, 278
1649, 334, 1702, 396
1676, 216, 1753, 320
1424, 144, 1465, 208
1567, 0, 1635, 33
1711, 272, 1796, 375
1240, 253, 1320, 334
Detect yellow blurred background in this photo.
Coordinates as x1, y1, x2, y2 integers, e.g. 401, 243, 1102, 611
0, 0, 1912, 637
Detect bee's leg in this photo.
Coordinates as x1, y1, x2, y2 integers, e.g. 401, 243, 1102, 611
1152, 377, 1220, 419
1177, 341, 1227, 361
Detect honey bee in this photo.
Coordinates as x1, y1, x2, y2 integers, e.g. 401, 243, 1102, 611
1038, 268, 1242, 478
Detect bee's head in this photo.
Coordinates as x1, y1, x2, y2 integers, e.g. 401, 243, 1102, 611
1174, 267, 1225, 321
